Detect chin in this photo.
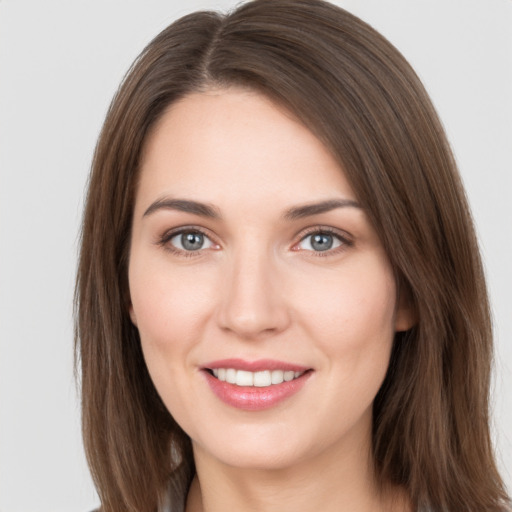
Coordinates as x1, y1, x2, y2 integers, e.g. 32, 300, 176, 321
191, 420, 334, 472
203, 444, 308, 471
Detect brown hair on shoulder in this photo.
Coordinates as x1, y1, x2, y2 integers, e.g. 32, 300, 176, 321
75, 1, 511, 511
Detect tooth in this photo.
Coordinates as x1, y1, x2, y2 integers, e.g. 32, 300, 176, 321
226, 368, 237, 384
284, 370, 294, 382
271, 370, 284, 384
214, 368, 304, 386
254, 370, 271, 387
236, 370, 254, 386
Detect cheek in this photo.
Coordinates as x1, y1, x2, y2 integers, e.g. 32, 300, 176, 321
128, 253, 220, 394
130, 256, 215, 340
292, 253, 397, 371
291, 257, 397, 437
128, 256, 220, 422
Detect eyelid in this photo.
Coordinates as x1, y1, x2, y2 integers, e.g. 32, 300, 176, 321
156, 224, 353, 257
292, 226, 353, 254
157, 225, 220, 256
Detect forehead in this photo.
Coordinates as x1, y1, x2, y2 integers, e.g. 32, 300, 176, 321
137, 88, 357, 212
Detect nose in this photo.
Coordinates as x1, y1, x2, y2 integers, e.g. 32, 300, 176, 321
216, 248, 291, 339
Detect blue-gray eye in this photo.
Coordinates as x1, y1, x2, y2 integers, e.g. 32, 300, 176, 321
298, 232, 343, 252
170, 231, 214, 251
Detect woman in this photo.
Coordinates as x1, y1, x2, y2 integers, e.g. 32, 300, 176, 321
75, 1, 511, 511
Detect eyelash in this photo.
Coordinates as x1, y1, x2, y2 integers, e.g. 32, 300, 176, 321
157, 226, 216, 258
293, 226, 353, 257
157, 226, 353, 258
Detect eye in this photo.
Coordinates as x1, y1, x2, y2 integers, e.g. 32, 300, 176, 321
296, 230, 348, 253
168, 230, 215, 252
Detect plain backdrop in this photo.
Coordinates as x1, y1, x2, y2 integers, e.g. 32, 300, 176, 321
0, 1, 511, 511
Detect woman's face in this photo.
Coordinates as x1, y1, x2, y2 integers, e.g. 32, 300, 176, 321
128, 88, 413, 470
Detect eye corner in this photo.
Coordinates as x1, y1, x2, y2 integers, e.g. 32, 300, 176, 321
293, 226, 354, 256
155, 226, 221, 257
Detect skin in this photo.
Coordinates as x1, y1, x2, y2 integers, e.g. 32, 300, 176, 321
128, 88, 414, 512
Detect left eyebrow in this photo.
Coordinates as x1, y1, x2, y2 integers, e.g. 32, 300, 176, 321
283, 199, 362, 220
143, 198, 221, 219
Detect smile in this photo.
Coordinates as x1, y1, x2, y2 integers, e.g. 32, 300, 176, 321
202, 359, 312, 411
211, 368, 305, 387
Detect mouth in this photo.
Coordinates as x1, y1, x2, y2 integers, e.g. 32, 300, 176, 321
201, 359, 313, 411
206, 368, 307, 387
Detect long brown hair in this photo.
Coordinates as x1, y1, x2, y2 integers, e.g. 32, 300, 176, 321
75, 1, 510, 511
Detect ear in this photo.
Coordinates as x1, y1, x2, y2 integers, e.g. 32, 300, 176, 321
394, 284, 417, 332
124, 278, 138, 327
128, 302, 138, 327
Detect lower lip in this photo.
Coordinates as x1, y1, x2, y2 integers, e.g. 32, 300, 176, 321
203, 371, 312, 411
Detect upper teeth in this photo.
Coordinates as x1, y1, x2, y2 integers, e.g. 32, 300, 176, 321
211, 369, 304, 387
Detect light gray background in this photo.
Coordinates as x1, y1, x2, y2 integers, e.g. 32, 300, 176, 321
0, 1, 510, 511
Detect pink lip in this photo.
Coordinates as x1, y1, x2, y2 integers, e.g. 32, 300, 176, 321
201, 359, 312, 411
202, 358, 309, 372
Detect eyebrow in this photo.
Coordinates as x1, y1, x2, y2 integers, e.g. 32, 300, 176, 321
142, 197, 361, 220
283, 198, 362, 220
143, 198, 221, 219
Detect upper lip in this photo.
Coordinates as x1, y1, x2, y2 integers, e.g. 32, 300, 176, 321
202, 358, 311, 372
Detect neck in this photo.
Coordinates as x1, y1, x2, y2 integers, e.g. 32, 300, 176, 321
185, 423, 410, 512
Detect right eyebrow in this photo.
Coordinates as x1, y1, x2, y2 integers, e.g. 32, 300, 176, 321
143, 198, 221, 219
283, 198, 362, 220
